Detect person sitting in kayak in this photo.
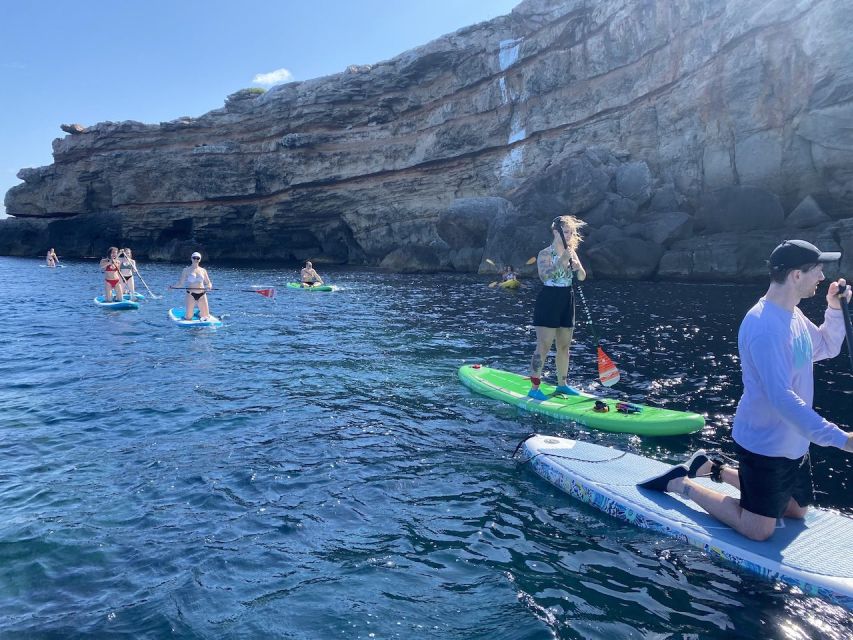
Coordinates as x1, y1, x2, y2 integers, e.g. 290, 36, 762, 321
173, 251, 214, 321
528, 215, 587, 400
503, 265, 518, 282
46, 248, 59, 267
99, 247, 124, 301
119, 248, 137, 299
301, 261, 323, 287
639, 240, 853, 541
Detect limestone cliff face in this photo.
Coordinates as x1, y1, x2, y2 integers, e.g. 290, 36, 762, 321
3, 0, 852, 279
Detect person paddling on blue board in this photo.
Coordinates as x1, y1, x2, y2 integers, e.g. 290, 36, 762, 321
640, 240, 853, 541
45, 248, 59, 267
119, 248, 137, 299
301, 261, 323, 287
100, 246, 124, 302
528, 215, 587, 400
173, 252, 214, 321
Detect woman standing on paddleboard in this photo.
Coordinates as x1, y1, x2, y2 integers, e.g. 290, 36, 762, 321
100, 247, 124, 302
173, 252, 214, 321
119, 248, 137, 298
528, 215, 587, 400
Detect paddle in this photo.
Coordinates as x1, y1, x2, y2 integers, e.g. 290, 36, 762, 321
554, 222, 620, 387
240, 287, 276, 299
131, 263, 162, 299
838, 283, 853, 371
169, 285, 275, 299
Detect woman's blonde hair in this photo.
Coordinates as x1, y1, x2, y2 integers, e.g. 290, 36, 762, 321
551, 215, 586, 251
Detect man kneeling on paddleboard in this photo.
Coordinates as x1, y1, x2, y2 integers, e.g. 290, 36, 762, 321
640, 240, 853, 541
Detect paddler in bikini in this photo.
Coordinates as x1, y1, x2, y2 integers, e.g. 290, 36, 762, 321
640, 240, 853, 541
173, 251, 214, 321
46, 248, 59, 267
99, 246, 124, 301
119, 248, 137, 299
301, 261, 323, 287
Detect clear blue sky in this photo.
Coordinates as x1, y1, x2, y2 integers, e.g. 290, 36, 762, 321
0, 0, 520, 217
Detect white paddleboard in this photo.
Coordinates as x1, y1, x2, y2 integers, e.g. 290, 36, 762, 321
168, 307, 223, 327
519, 434, 853, 611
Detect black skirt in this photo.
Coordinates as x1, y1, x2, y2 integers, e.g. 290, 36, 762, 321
533, 285, 575, 328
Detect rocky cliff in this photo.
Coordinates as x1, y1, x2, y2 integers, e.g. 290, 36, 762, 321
3, 0, 852, 280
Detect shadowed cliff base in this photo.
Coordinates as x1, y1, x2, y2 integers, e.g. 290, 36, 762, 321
3, 0, 852, 280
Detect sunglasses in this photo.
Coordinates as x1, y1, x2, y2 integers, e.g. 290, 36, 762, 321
192, 256, 201, 260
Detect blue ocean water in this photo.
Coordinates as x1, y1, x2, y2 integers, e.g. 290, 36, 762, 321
0, 256, 851, 639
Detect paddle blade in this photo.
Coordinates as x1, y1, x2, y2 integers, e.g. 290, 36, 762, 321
485, 258, 496, 266
488, 281, 498, 288
525, 256, 537, 265
255, 287, 276, 299
597, 346, 620, 387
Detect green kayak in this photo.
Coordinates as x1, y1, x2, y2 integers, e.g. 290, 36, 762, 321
458, 364, 704, 436
286, 282, 333, 292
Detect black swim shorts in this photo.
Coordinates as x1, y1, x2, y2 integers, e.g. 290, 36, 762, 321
735, 444, 814, 519
533, 285, 574, 329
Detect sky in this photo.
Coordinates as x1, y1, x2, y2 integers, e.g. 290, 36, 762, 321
0, 0, 521, 218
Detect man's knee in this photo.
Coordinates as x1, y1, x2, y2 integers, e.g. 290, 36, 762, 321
740, 516, 776, 541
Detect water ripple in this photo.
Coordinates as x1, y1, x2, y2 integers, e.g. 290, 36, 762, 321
0, 258, 851, 638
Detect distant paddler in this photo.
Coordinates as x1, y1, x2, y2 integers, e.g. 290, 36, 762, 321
99, 247, 124, 302
173, 251, 214, 321
45, 248, 59, 267
118, 248, 138, 298
301, 261, 324, 287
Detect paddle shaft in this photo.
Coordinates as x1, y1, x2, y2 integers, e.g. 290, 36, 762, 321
131, 264, 162, 299
840, 287, 853, 371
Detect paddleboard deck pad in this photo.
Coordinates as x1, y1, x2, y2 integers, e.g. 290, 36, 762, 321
286, 282, 333, 292
94, 296, 139, 310
168, 307, 223, 327
459, 364, 704, 436
518, 435, 853, 610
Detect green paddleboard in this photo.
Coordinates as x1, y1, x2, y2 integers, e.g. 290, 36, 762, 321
458, 364, 704, 436
286, 282, 333, 292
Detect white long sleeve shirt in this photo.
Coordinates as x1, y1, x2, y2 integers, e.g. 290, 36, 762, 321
732, 298, 849, 459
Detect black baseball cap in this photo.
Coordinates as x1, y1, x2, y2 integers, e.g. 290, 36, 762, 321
768, 240, 840, 271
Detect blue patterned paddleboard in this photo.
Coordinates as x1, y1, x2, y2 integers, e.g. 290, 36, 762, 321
93, 296, 139, 310
519, 435, 853, 610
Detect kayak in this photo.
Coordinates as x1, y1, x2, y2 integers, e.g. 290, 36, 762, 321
286, 282, 333, 292
519, 434, 853, 611
458, 364, 704, 436
168, 307, 223, 327
498, 279, 521, 289
93, 296, 139, 310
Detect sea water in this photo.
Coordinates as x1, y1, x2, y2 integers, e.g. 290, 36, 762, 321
1, 257, 851, 638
